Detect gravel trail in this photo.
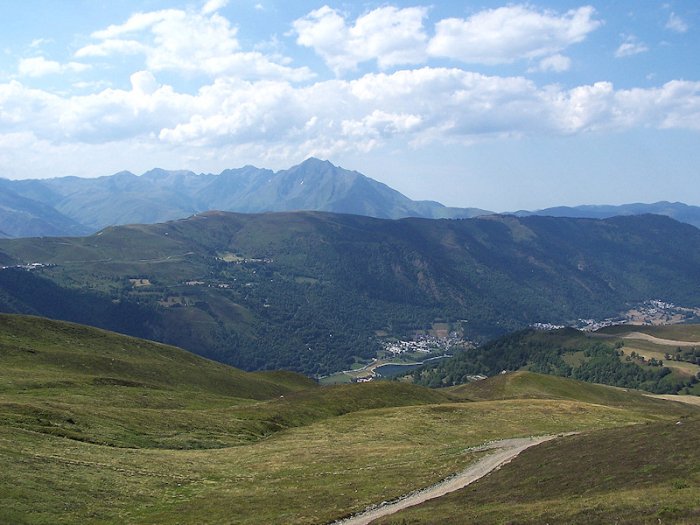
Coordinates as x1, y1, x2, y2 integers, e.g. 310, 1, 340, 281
328, 434, 569, 525
623, 332, 699, 347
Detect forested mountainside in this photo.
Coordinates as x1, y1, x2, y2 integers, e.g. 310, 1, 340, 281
1, 211, 699, 375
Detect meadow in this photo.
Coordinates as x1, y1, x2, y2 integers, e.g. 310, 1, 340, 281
1, 314, 697, 524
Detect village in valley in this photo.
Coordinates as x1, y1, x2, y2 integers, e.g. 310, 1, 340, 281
320, 326, 474, 384
575, 300, 700, 331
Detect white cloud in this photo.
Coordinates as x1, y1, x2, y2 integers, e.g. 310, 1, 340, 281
202, 0, 229, 16
615, 35, 648, 58
75, 7, 312, 81
531, 54, 571, 73
29, 38, 52, 49
18, 56, 90, 77
75, 40, 146, 58
2, 67, 700, 174
130, 70, 159, 95
665, 12, 688, 33
428, 5, 600, 65
293, 5, 429, 74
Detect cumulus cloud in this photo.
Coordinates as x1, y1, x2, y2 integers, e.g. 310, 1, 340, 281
615, 35, 649, 58
665, 12, 688, 33
3, 65, 699, 171
75, 7, 312, 81
293, 4, 599, 74
293, 5, 429, 74
427, 5, 600, 65
18, 56, 90, 77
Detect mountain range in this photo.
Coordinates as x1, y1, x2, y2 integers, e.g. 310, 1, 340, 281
0, 158, 488, 238
1, 211, 698, 375
514, 201, 700, 228
1, 158, 699, 238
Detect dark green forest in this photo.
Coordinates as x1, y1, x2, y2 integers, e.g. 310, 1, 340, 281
1, 211, 700, 375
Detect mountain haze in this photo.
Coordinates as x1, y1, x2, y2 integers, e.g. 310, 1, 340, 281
0, 179, 91, 238
0, 158, 489, 237
514, 201, 700, 229
3, 159, 700, 238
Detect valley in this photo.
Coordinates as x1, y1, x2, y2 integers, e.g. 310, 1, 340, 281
4, 2, 700, 522
1, 315, 698, 524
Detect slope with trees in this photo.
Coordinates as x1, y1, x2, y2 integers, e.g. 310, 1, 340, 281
1, 212, 699, 375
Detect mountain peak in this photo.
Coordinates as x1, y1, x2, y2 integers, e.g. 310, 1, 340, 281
296, 157, 335, 168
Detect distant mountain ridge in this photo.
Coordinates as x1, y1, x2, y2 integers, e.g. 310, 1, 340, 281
513, 201, 700, 229
2, 158, 699, 238
0, 158, 489, 237
0, 179, 91, 238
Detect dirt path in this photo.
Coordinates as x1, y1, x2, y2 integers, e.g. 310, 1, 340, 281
623, 332, 698, 347
647, 394, 700, 407
329, 434, 569, 525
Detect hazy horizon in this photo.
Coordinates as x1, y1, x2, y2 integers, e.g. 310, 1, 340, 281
1, 1, 698, 210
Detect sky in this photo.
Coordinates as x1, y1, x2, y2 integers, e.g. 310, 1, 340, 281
0, 1, 698, 211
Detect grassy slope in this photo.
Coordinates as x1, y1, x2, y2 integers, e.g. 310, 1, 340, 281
0, 314, 313, 399
448, 370, 682, 411
377, 417, 700, 525
0, 314, 453, 449
1, 317, 698, 524
598, 323, 700, 342
380, 371, 700, 524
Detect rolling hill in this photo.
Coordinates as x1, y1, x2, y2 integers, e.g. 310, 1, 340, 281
0, 158, 489, 237
0, 211, 699, 375
1, 315, 697, 524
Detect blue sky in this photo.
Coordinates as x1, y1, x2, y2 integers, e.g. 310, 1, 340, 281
0, 1, 698, 210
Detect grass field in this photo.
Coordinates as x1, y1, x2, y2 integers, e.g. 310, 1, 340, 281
598, 323, 700, 343
377, 417, 700, 525
1, 315, 698, 524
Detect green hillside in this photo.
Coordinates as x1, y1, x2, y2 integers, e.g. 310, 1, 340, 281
0, 314, 310, 399
378, 417, 700, 525
412, 326, 700, 395
1, 211, 700, 375
448, 370, 690, 410
0, 314, 450, 449
1, 316, 697, 524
